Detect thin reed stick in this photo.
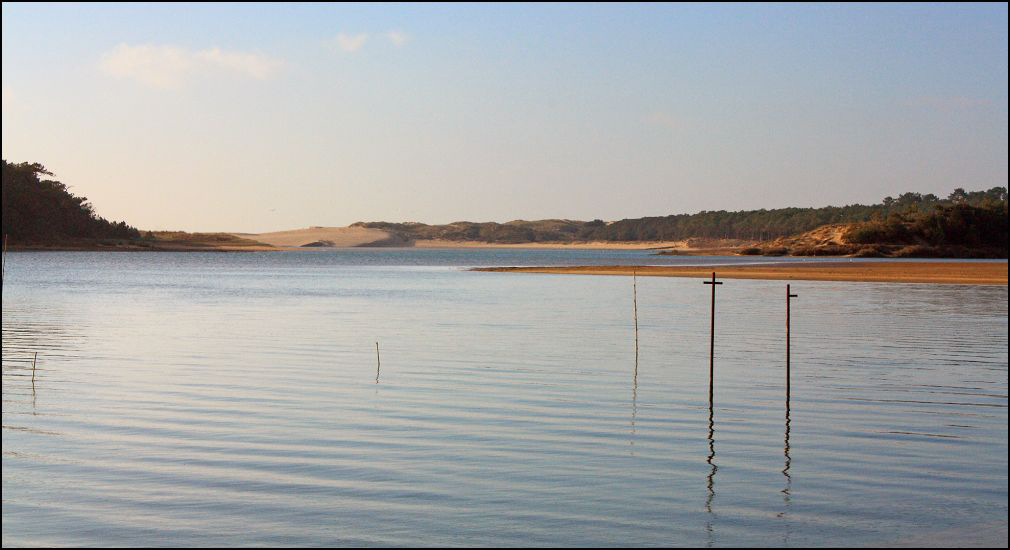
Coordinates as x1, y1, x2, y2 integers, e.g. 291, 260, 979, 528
31, 351, 37, 387
703, 273, 722, 405
632, 271, 639, 358
786, 284, 797, 402
375, 341, 380, 384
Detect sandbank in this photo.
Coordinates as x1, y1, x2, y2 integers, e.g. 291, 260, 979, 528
473, 261, 1009, 285
413, 239, 690, 250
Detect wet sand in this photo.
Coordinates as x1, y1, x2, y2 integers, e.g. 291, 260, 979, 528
474, 261, 1009, 285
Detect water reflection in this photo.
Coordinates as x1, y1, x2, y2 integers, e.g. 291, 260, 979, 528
629, 353, 638, 455
779, 400, 793, 545
705, 401, 717, 547
2, 252, 1006, 547
782, 403, 792, 495
630, 274, 639, 454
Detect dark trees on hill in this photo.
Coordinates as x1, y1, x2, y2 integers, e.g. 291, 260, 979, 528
356, 186, 1006, 245
849, 202, 1008, 250
589, 187, 1007, 242
2, 160, 140, 243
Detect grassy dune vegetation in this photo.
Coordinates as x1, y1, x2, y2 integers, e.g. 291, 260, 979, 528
729, 201, 1008, 259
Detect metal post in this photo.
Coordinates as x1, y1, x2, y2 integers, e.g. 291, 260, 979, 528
703, 273, 722, 404
786, 285, 797, 402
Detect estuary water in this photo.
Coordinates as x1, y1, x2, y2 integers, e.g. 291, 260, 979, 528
2, 250, 1007, 547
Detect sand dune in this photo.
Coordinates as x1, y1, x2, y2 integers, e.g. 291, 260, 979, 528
227, 228, 721, 250
231, 227, 408, 248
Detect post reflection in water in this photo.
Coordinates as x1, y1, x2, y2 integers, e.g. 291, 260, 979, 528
629, 353, 638, 455
629, 277, 639, 455
778, 399, 793, 545
705, 400, 717, 547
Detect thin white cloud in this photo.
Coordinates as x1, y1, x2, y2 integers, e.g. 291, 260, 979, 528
384, 30, 409, 47
332, 33, 369, 53
194, 48, 281, 80
325, 31, 408, 53
100, 44, 192, 88
100, 43, 281, 88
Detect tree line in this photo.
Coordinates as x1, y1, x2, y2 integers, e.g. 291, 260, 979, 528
847, 201, 1007, 250
2, 160, 140, 243
356, 187, 1008, 244
3, 156, 1004, 251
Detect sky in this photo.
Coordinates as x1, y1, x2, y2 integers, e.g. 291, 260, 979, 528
2, 3, 1007, 232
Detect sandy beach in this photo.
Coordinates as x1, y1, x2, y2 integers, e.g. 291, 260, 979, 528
473, 261, 1009, 285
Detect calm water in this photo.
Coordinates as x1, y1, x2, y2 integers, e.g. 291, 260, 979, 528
2, 250, 1007, 547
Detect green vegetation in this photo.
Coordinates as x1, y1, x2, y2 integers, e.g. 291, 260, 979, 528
727, 195, 1008, 259
2, 160, 140, 244
590, 188, 1006, 242
844, 202, 1007, 257
355, 187, 1008, 245
847, 202, 1007, 248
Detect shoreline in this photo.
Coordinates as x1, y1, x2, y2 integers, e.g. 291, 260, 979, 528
5, 238, 731, 253
472, 262, 1009, 285
411, 239, 703, 250
6, 242, 276, 252
8, 236, 1009, 264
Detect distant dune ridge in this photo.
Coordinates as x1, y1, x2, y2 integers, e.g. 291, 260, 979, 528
230, 226, 409, 248
229, 227, 686, 249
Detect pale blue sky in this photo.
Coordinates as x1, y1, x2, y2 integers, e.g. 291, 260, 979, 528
3, 3, 1007, 232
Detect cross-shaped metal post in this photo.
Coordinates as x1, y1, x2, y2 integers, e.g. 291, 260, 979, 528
703, 272, 723, 404
786, 284, 798, 402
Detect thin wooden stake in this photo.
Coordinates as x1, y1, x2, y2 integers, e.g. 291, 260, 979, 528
703, 273, 723, 405
31, 351, 37, 388
786, 284, 798, 403
375, 341, 380, 384
633, 271, 639, 360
